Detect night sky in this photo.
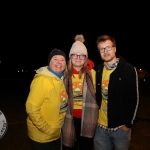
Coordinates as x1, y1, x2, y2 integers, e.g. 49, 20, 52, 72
0, 2, 149, 71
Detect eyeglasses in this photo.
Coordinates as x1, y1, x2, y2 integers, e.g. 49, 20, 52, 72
71, 54, 86, 60
99, 46, 114, 53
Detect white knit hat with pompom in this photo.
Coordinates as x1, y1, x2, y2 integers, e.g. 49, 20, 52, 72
69, 34, 88, 58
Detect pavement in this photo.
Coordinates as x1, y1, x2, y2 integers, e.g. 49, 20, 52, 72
0, 78, 150, 150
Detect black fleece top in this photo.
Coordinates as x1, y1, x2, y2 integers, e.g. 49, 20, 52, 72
96, 56, 139, 128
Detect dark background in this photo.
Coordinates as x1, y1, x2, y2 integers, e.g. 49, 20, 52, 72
0, 2, 150, 78
0, 3, 150, 149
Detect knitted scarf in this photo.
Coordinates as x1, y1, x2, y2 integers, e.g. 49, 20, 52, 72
62, 70, 99, 147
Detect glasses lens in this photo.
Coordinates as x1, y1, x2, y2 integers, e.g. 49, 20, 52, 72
71, 54, 77, 58
80, 55, 86, 59
106, 46, 111, 51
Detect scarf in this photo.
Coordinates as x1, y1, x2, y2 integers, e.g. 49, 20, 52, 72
104, 59, 119, 70
47, 66, 64, 78
62, 70, 99, 147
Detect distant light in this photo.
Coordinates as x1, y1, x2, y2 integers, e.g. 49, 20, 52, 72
0, 61, 1, 63
143, 79, 145, 81
22, 70, 23, 72
18, 70, 19, 72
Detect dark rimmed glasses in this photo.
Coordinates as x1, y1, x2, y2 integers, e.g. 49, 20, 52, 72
71, 54, 86, 60
99, 46, 114, 53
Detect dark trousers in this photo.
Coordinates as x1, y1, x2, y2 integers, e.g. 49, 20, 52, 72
31, 138, 60, 150
62, 118, 94, 150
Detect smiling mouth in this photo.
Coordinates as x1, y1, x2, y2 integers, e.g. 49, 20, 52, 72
56, 66, 62, 68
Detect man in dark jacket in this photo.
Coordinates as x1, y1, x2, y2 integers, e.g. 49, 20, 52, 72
93, 35, 139, 150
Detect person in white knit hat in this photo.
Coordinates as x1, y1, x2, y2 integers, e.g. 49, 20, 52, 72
62, 34, 99, 150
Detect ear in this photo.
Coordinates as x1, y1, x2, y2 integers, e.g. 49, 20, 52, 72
114, 47, 116, 53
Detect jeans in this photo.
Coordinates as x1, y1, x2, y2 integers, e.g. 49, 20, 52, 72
32, 138, 60, 150
93, 125, 131, 150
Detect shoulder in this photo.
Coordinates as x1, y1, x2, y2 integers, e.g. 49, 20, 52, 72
125, 62, 137, 74
120, 57, 135, 71
87, 69, 96, 76
90, 69, 96, 74
125, 62, 135, 69
32, 74, 53, 86
118, 56, 137, 73
96, 63, 103, 70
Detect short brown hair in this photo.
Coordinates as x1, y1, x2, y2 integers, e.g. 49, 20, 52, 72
96, 35, 116, 48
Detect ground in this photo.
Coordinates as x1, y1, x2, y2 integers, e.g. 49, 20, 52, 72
0, 78, 150, 150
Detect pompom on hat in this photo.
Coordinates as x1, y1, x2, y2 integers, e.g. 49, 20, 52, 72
69, 34, 88, 58
48, 48, 66, 65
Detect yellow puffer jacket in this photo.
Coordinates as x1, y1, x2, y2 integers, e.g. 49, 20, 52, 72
26, 66, 68, 143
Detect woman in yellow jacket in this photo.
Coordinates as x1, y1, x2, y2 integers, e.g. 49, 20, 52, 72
26, 48, 68, 150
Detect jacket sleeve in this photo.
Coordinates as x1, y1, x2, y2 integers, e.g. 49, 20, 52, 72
125, 67, 139, 128
26, 77, 60, 135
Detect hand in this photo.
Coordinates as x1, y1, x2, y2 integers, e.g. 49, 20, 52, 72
121, 125, 131, 132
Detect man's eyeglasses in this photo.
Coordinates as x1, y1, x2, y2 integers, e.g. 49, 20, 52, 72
99, 46, 114, 53
71, 54, 86, 60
